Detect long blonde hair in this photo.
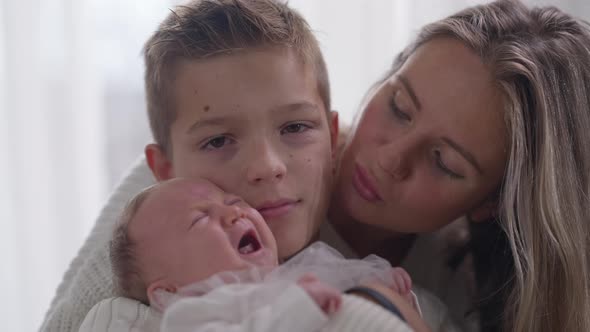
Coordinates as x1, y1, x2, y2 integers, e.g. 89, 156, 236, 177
388, 1, 590, 330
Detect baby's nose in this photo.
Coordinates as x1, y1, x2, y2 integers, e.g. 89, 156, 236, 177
212, 204, 244, 227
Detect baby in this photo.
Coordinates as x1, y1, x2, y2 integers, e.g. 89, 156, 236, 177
81, 178, 423, 332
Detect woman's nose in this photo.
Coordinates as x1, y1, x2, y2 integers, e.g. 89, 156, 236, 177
246, 142, 287, 184
377, 138, 413, 181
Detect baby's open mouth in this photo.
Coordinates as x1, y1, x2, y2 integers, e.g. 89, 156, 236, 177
238, 230, 262, 255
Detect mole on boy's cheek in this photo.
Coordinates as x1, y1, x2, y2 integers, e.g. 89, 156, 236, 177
203, 105, 210, 112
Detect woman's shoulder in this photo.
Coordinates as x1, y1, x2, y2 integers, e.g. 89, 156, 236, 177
318, 221, 359, 259
402, 218, 479, 331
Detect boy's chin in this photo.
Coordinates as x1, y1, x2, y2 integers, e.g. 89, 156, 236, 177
277, 238, 311, 262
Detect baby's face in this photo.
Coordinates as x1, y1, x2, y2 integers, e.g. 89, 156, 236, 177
130, 178, 278, 289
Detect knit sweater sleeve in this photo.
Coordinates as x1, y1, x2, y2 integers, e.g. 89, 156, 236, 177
39, 156, 155, 332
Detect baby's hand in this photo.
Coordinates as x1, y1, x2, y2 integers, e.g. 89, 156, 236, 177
390, 267, 417, 309
297, 273, 341, 315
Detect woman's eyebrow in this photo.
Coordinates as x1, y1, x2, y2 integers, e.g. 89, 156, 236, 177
397, 74, 422, 110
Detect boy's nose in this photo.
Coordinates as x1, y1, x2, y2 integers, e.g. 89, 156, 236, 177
246, 144, 287, 184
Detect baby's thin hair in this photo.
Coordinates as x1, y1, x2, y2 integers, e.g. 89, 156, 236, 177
110, 185, 157, 304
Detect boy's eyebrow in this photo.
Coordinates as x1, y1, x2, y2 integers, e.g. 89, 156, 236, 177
186, 116, 234, 134
271, 102, 319, 113
186, 102, 320, 134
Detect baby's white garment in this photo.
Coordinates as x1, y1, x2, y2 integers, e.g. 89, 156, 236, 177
79, 292, 412, 332
156, 241, 396, 305
79, 242, 414, 332
161, 283, 328, 332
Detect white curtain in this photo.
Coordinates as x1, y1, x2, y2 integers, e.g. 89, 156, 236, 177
1, 1, 107, 331
1, 1, 588, 331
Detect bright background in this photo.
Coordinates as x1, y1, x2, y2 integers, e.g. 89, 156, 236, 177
1, 0, 588, 330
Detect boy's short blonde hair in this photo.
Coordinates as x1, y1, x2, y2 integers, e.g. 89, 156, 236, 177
110, 186, 156, 304
144, 0, 331, 154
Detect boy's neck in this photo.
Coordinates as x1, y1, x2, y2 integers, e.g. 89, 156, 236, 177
328, 206, 415, 266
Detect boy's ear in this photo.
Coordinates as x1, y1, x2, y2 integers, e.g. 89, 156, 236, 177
467, 197, 498, 223
329, 111, 339, 158
147, 279, 177, 311
145, 144, 174, 181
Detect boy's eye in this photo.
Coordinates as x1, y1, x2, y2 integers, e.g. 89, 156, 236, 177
201, 135, 234, 150
434, 150, 464, 180
281, 123, 311, 134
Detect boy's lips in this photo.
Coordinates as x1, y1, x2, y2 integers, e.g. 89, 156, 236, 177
255, 199, 300, 219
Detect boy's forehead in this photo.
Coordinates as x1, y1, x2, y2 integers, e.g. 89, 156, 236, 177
172, 48, 322, 113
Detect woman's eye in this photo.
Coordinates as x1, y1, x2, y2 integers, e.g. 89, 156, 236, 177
434, 150, 464, 179
201, 136, 234, 150
390, 97, 411, 122
281, 123, 311, 134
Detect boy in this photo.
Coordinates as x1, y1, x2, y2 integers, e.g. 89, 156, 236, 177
41, 2, 340, 330
143, 0, 338, 260
79, 178, 423, 332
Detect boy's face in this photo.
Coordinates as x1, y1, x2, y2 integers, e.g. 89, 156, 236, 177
147, 47, 338, 259
131, 178, 278, 293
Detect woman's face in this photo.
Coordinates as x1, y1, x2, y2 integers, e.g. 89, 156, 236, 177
334, 38, 508, 233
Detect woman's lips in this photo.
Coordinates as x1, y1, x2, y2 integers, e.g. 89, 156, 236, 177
256, 199, 298, 219
352, 163, 382, 202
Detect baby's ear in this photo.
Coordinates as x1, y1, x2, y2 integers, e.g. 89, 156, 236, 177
147, 280, 177, 311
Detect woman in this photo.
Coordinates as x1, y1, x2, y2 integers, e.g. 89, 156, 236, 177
329, 0, 590, 331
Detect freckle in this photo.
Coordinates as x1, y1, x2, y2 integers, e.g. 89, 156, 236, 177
203, 105, 210, 112
194, 89, 198, 95
306, 158, 311, 163
289, 154, 293, 158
